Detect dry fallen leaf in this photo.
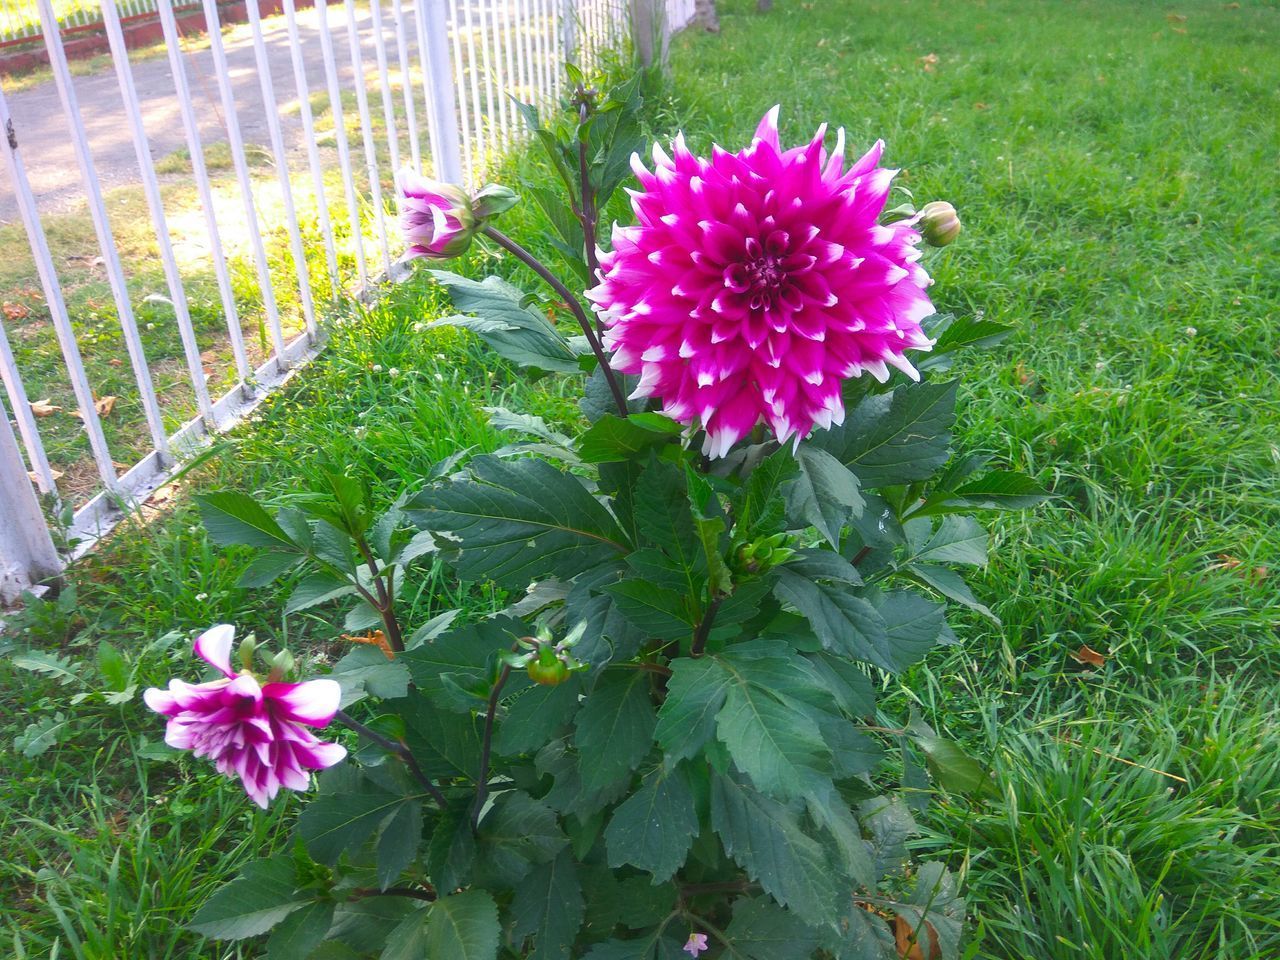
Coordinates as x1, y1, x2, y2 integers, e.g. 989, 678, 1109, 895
30, 398, 61, 417
917, 52, 939, 72
1166, 12, 1187, 21
973, 101, 989, 110
1071, 644, 1107, 668
1208, 554, 1241, 572
342, 630, 395, 660
893, 914, 941, 960
4, 301, 31, 320
1224, 2, 1240, 8
108, 358, 123, 367
29, 467, 64, 484
96, 395, 117, 416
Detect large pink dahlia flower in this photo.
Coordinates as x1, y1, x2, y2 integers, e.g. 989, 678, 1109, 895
588, 106, 936, 457
143, 625, 346, 808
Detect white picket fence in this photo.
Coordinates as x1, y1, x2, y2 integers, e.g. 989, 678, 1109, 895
0, 0, 696, 602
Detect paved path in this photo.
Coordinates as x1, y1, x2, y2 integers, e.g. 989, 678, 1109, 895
0, 4, 386, 223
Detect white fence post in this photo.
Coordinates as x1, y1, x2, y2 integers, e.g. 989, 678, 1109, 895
415, 0, 463, 183
0, 395, 62, 602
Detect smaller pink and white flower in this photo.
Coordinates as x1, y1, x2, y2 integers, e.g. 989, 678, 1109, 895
143, 625, 346, 809
395, 170, 476, 260
683, 932, 709, 957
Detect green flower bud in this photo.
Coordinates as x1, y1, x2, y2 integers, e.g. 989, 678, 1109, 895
472, 183, 520, 220
237, 634, 259, 672
527, 647, 572, 686
917, 200, 962, 247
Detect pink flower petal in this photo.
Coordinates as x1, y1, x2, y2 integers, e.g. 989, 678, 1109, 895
193, 624, 237, 678
264, 678, 342, 727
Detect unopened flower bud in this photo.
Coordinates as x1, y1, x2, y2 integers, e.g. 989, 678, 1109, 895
471, 183, 520, 220
917, 200, 962, 247
395, 170, 477, 260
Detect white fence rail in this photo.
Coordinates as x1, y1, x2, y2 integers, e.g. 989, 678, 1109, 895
0, 0, 692, 602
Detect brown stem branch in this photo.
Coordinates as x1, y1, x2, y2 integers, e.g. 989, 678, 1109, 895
470, 663, 513, 829
689, 597, 723, 659
336, 710, 447, 810
354, 538, 405, 652
481, 225, 629, 418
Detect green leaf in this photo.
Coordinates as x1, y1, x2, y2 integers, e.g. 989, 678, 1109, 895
929, 314, 1015, 355
197, 492, 297, 549
95, 640, 128, 691
912, 470, 1049, 517
406, 456, 628, 589
237, 551, 303, 588
376, 800, 423, 890
684, 464, 733, 596
786, 446, 865, 547
579, 413, 682, 463
724, 896, 821, 960
399, 616, 522, 708
904, 515, 988, 567
864, 587, 949, 671
297, 781, 409, 865
604, 580, 695, 640
330, 646, 412, 707
894, 862, 966, 960
907, 715, 994, 797
266, 900, 334, 960
427, 805, 475, 892
633, 460, 706, 598
427, 271, 580, 374
15, 712, 69, 757
736, 449, 799, 539
782, 549, 863, 584
475, 792, 568, 882
188, 856, 306, 939
655, 657, 733, 764
905, 563, 999, 624
710, 773, 838, 926
495, 678, 583, 756
405, 608, 460, 649
10, 650, 79, 685
772, 570, 897, 671
604, 764, 698, 882
426, 890, 501, 960
284, 572, 357, 615
715, 649, 832, 798
814, 381, 957, 486
510, 850, 585, 960
574, 670, 657, 793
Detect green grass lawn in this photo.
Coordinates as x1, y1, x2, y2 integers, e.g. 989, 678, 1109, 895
3, 0, 1279, 956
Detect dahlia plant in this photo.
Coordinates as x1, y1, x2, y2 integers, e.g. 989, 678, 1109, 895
168, 74, 1043, 960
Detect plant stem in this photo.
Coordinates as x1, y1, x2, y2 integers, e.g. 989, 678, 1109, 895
355, 538, 405, 652
689, 597, 723, 659
608, 660, 673, 677
679, 879, 757, 897
481, 224, 629, 418
576, 100, 602, 300
851, 545, 873, 567
336, 710, 448, 810
470, 663, 512, 829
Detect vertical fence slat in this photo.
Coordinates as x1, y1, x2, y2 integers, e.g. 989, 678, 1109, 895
500, 0, 517, 139
391, 0, 420, 172
447, 0, 474, 185
155, 0, 251, 390
476, 0, 502, 153
0, 71, 118, 492
414, 0, 463, 183
199, 0, 289, 366
101, 0, 210, 440
316, 0, 369, 285
514, 0, 533, 126
462, 0, 486, 182
0, 315, 57, 494
344, 0, 393, 273
245, 0, 318, 339
36, 0, 156, 487
369, 0, 402, 176
283, 0, 341, 298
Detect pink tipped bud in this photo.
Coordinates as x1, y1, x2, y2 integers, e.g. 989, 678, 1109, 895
918, 200, 962, 247
395, 170, 477, 261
